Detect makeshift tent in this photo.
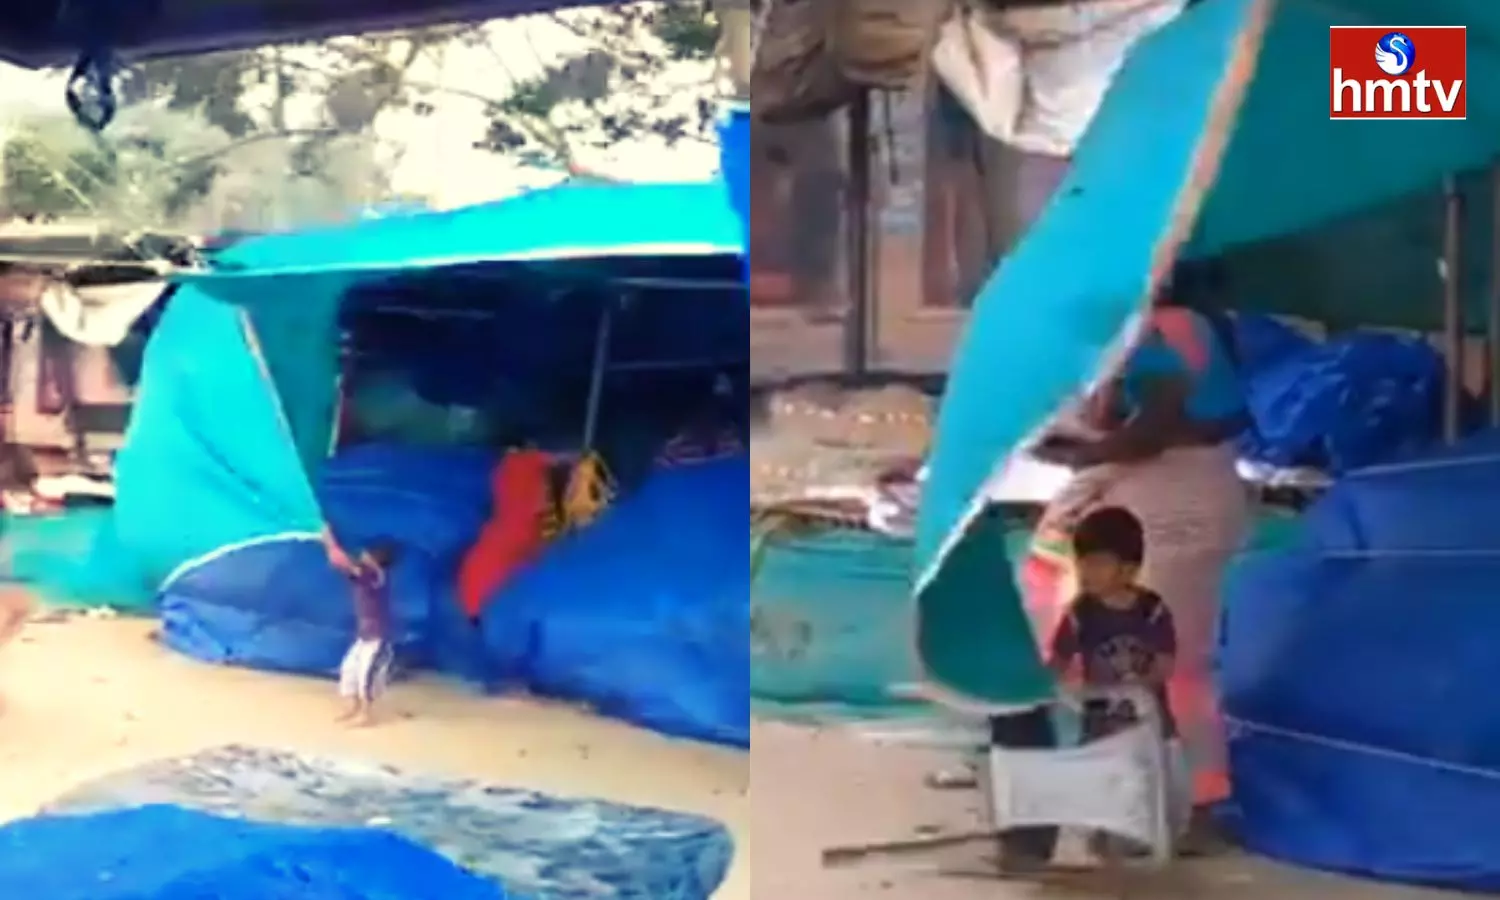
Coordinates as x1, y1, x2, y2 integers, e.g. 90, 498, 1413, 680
913, 0, 1500, 889
116, 179, 749, 746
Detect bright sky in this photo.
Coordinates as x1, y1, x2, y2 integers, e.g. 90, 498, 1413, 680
0, 12, 722, 211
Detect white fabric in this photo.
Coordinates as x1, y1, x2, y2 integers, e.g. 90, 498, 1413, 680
339, 637, 392, 700
931, 11, 1025, 145
933, 0, 1188, 157
40, 280, 168, 347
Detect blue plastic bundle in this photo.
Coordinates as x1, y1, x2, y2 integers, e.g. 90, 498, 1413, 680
481, 457, 749, 747
1233, 315, 1448, 473
0, 805, 506, 899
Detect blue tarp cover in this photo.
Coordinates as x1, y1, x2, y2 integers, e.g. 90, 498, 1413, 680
483, 456, 749, 747
1221, 431, 1500, 890
158, 444, 492, 681
0, 804, 505, 899
1232, 314, 1451, 473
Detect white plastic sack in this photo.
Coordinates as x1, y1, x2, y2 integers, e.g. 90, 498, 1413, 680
930, 10, 1025, 146
41, 280, 168, 348
933, 0, 1187, 157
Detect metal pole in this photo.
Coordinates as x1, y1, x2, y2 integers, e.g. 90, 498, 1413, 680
582, 301, 615, 450
1489, 167, 1500, 426
845, 90, 874, 378
1443, 177, 1465, 443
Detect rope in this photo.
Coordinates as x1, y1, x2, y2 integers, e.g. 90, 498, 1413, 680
1226, 716, 1500, 783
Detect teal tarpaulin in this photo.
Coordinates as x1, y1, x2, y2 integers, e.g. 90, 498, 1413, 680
118, 181, 745, 588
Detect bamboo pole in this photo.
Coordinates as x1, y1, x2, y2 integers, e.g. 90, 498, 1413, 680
1489, 167, 1500, 426
845, 90, 874, 378
1443, 176, 1464, 442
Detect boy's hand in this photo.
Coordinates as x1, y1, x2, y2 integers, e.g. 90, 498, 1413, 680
322, 528, 354, 572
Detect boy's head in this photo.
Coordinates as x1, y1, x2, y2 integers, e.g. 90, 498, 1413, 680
1071, 506, 1144, 597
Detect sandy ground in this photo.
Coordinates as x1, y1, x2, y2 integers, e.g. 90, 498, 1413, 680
0, 615, 749, 898
750, 721, 1460, 899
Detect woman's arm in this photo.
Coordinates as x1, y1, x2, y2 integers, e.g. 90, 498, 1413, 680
1066, 375, 1191, 466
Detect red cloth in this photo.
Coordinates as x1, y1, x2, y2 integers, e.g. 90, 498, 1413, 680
457, 450, 552, 619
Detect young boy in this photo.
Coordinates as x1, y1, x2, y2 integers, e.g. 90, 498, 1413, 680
1051, 506, 1193, 851
325, 530, 398, 726
1049, 506, 1177, 743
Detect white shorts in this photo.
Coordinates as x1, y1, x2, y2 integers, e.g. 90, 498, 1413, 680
338, 638, 393, 702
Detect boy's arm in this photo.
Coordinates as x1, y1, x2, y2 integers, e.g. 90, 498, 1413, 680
322, 527, 355, 574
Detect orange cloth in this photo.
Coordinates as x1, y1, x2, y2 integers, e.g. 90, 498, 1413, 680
457, 450, 553, 619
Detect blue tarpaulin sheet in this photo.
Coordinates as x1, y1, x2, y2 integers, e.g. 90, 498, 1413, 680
1231, 313, 1451, 473
0, 805, 506, 899
157, 445, 748, 747
483, 457, 749, 747
157, 444, 492, 681
1221, 430, 1500, 890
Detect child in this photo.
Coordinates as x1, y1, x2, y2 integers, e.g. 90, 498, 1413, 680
324, 530, 398, 726
1049, 506, 1177, 742
1050, 506, 1192, 848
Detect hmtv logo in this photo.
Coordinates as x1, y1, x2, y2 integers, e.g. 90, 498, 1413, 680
1330, 26, 1466, 120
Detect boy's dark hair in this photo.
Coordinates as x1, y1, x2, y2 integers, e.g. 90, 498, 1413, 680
1072, 506, 1145, 566
363, 541, 400, 567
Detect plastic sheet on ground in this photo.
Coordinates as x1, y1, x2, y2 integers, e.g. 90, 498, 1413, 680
4, 509, 154, 611
47, 744, 733, 900
0, 804, 506, 900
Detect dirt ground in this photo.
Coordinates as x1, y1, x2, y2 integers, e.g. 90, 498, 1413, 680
0, 616, 1464, 900
751, 721, 1459, 900
0, 615, 749, 898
